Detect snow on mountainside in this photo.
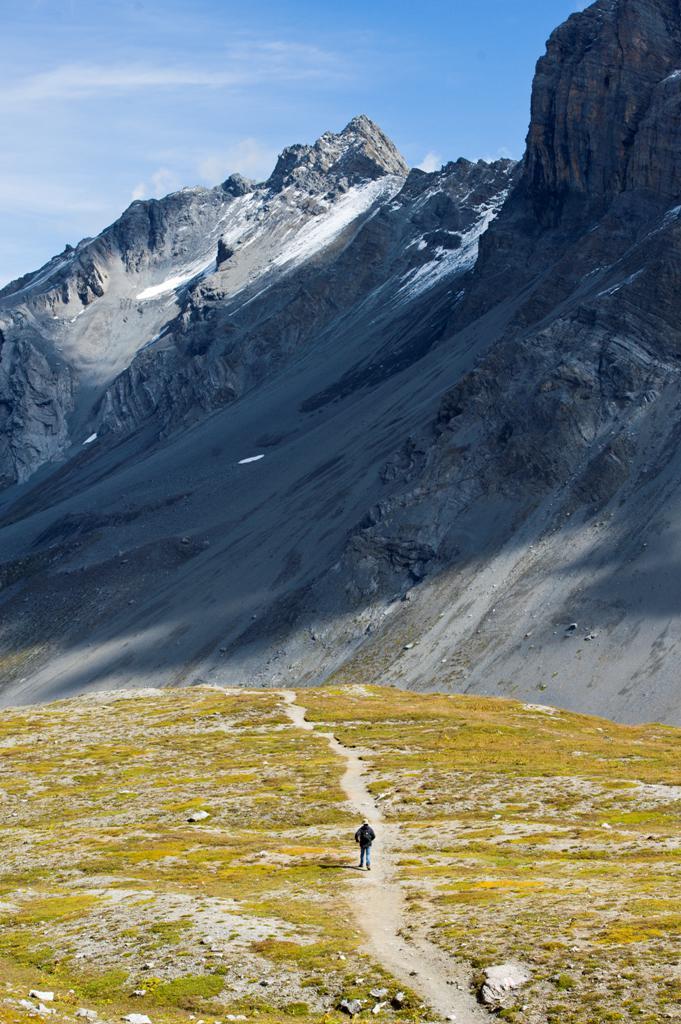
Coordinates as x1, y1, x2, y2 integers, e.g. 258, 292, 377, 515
0, 115, 511, 485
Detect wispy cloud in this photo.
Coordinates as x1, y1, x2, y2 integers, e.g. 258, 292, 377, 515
3, 41, 345, 106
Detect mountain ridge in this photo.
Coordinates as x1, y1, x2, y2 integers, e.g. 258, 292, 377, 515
4, 0, 681, 723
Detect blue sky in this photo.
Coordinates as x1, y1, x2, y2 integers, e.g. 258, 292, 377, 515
0, 0, 587, 287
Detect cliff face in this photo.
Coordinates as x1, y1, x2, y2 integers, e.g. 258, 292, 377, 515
0, 330, 74, 487
526, 0, 681, 218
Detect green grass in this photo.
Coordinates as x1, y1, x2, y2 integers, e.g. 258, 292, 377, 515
301, 685, 681, 1024
3, 682, 681, 1024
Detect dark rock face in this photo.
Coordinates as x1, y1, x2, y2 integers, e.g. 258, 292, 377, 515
468, 0, 681, 317
0, 329, 74, 487
216, 240, 234, 268
526, 0, 681, 219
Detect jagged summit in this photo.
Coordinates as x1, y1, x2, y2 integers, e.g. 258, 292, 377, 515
267, 113, 408, 192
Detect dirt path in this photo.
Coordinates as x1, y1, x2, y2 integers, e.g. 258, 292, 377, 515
279, 690, 488, 1024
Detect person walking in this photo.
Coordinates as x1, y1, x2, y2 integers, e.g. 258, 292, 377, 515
355, 818, 375, 870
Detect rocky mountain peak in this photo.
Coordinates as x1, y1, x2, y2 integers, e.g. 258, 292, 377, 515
267, 114, 408, 193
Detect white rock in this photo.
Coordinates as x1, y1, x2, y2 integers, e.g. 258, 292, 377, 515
122, 1015, 152, 1024
601, 822, 613, 830
29, 992, 54, 1003
372, 1003, 386, 1015
481, 963, 531, 1006
76, 1012, 98, 1021
187, 810, 210, 822
340, 999, 362, 1016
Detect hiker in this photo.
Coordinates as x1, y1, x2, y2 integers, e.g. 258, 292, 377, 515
355, 818, 375, 870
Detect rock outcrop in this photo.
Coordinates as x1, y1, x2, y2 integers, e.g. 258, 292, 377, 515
267, 114, 408, 192
0, 327, 74, 487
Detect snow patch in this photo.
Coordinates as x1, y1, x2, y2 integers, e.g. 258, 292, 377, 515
272, 177, 403, 270
398, 192, 508, 301
82, 433, 98, 445
598, 268, 645, 297
238, 454, 265, 465
136, 260, 214, 301
136, 193, 260, 301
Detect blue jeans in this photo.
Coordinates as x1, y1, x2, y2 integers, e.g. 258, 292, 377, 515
360, 844, 371, 867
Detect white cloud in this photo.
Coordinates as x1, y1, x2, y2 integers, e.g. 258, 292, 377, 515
197, 138, 278, 185
418, 151, 442, 173
2, 42, 345, 106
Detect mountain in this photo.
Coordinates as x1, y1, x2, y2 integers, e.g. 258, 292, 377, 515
0, 114, 514, 706
0, 115, 409, 485
3, 0, 681, 723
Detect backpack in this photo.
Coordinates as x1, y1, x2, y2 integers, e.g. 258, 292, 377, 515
357, 823, 374, 845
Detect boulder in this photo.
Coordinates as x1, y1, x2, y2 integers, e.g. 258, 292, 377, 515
29, 992, 54, 1003
480, 963, 531, 1007
187, 810, 210, 822
339, 998, 363, 1016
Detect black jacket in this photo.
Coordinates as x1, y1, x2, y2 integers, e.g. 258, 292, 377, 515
355, 823, 376, 847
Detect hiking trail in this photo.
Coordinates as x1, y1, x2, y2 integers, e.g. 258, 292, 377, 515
279, 690, 488, 1024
